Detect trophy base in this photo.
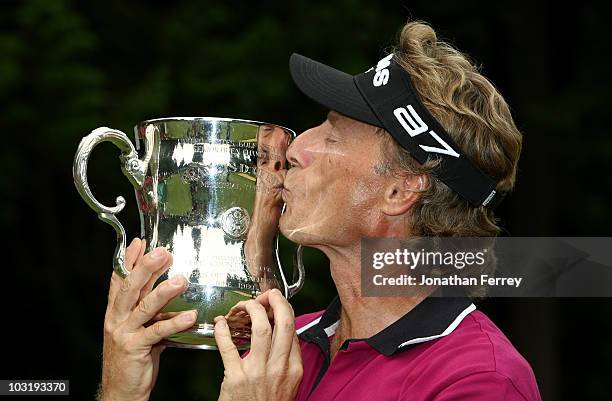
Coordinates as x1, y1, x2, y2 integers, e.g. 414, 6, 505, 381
160, 323, 251, 350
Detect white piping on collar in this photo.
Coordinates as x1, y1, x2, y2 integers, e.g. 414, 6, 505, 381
397, 303, 476, 349
295, 316, 340, 337
296, 302, 476, 349
323, 320, 340, 336
296, 316, 322, 335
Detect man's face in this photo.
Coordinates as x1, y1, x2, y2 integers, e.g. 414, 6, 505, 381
280, 111, 389, 248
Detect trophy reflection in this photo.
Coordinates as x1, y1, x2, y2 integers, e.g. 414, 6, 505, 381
73, 118, 305, 350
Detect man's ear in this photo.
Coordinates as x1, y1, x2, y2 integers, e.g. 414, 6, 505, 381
380, 173, 429, 216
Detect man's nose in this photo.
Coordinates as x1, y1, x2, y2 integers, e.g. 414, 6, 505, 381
286, 128, 317, 169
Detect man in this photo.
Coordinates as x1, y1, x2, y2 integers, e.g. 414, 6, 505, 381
98, 20, 541, 401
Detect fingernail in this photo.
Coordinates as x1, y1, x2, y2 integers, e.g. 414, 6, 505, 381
181, 310, 197, 324
170, 275, 185, 287
272, 288, 282, 295
216, 319, 227, 329
151, 247, 165, 259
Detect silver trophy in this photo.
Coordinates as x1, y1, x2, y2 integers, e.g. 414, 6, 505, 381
73, 117, 305, 349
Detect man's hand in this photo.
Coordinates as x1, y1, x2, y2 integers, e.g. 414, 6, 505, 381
214, 289, 303, 401
99, 238, 197, 401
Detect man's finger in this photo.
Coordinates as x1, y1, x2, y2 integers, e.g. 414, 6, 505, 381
111, 247, 170, 317
254, 290, 272, 306
227, 300, 249, 317
244, 300, 273, 364
125, 275, 189, 330
139, 252, 173, 301
226, 298, 274, 322
214, 317, 242, 372
254, 291, 276, 321
140, 309, 197, 346
288, 332, 303, 368
267, 289, 296, 363
137, 238, 147, 260
107, 238, 142, 309
145, 311, 182, 325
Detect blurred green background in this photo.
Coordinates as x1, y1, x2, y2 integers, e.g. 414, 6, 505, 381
1, 0, 610, 400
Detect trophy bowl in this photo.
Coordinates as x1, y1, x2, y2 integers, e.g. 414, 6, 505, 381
73, 117, 305, 350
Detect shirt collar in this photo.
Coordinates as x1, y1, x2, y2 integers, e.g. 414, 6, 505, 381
297, 293, 475, 356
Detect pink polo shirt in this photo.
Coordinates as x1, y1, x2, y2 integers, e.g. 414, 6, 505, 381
294, 296, 541, 401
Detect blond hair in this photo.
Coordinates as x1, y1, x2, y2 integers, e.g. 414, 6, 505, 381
376, 20, 522, 237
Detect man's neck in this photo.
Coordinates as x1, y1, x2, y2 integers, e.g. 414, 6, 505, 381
324, 244, 428, 356
313, 214, 431, 356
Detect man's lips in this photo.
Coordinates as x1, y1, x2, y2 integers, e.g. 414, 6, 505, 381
281, 186, 291, 202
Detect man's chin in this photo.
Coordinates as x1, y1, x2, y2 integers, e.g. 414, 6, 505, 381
279, 214, 312, 246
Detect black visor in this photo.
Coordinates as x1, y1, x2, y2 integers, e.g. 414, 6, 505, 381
289, 53, 381, 127
289, 52, 506, 210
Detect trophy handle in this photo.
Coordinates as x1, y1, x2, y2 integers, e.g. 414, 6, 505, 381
73, 126, 152, 278
286, 245, 306, 298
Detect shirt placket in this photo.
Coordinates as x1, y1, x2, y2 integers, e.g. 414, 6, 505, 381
308, 340, 376, 401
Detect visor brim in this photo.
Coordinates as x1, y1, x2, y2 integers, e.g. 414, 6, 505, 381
289, 53, 381, 127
